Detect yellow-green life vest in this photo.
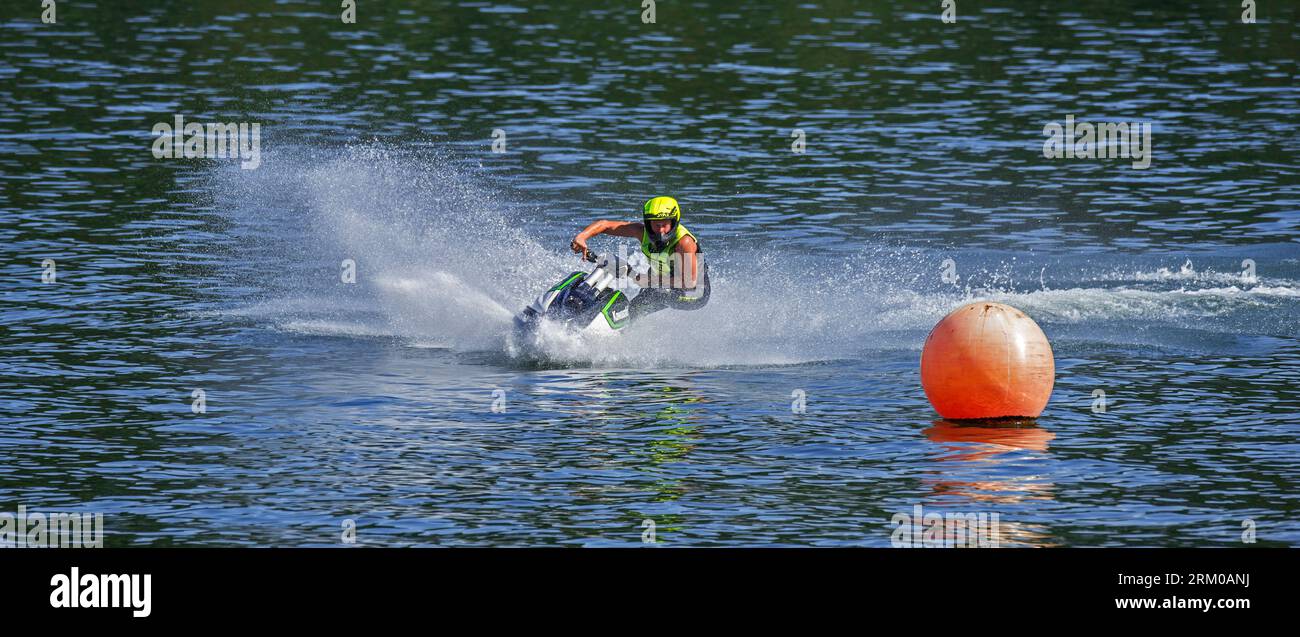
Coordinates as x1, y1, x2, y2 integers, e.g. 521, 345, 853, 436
641, 223, 700, 275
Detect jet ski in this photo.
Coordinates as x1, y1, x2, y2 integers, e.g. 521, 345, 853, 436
512, 250, 639, 342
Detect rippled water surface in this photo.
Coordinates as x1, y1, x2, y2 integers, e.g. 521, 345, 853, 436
1, 0, 1298, 546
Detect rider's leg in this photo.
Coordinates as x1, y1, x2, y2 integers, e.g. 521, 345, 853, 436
627, 288, 676, 319
668, 261, 711, 311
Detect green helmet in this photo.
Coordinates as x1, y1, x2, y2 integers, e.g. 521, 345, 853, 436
643, 196, 680, 223
642, 196, 681, 249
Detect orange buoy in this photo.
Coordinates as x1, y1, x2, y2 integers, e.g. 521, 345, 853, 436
920, 302, 1054, 420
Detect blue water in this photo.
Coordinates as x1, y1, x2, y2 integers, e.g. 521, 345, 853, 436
1, 0, 1297, 546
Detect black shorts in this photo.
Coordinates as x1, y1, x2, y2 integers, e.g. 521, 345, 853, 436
628, 261, 711, 317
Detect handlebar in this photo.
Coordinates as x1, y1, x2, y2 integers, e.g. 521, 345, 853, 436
571, 240, 597, 263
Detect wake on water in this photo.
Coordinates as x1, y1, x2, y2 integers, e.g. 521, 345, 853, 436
199, 142, 1300, 368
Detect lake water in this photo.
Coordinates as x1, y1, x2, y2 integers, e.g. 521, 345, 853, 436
1, 0, 1297, 546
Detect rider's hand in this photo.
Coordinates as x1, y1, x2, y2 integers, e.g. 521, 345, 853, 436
570, 238, 588, 255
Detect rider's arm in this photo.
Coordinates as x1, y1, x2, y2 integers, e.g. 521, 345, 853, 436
574, 220, 643, 244
675, 235, 700, 289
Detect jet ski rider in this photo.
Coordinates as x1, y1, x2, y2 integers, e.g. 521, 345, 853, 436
569, 196, 711, 318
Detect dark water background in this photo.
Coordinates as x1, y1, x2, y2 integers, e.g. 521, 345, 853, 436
1, 0, 1297, 546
